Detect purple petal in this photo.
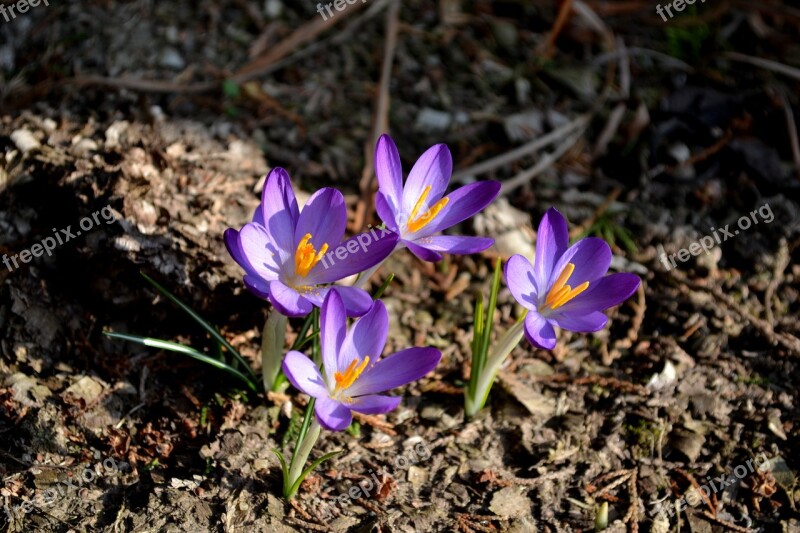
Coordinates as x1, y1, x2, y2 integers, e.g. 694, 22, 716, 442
417, 181, 501, 237
238, 223, 283, 280
339, 301, 388, 371
300, 286, 375, 318
268, 280, 314, 317
555, 273, 641, 315
320, 290, 347, 382
550, 311, 608, 332
405, 240, 443, 262
375, 135, 403, 217
402, 144, 452, 215
524, 312, 557, 350
243, 275, 271, 299
346, 347, 441, 397
282, 350, 328, 398
411, 235, 494, 255
315, 396, 353, 431
375, 192, 400, 231
349, 394, 401, 415
504, 254, 538, 310
294, 187, 347, 263
533, 208, 569, 294
309, 229, 399, 285
547, 237, 612, 290
259, 168, 299, 255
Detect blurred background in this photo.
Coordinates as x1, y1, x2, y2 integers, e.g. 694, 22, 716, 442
1, 1, 799, 531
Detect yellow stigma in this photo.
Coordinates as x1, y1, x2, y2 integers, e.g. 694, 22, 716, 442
544, 263, 589, 310
407, 185, 449, 233
334, 356, 370, 392
294, 233, 328, 278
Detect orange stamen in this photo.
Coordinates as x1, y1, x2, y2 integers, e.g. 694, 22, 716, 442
544, 263, 590, 310
407, 185, 449, 233
294, 233, 328, 278
334, 356, 370, 392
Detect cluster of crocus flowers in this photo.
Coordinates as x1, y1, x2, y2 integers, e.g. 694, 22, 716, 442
223, 135, 641, 498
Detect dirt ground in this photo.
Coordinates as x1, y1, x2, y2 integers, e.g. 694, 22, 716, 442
1, 1, 799, 532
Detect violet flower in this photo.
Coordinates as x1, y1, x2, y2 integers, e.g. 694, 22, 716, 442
505, 207, 640, 350
225, 168, 398, 317
282, 290, 441, 431
374, 134, 500, 262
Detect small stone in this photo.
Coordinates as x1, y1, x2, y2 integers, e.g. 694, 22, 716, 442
489, 486, 530, 518
420, 405, 445, 421
407, 466, 428, 490
11, 129, 40, 153
159, 47, 186, 70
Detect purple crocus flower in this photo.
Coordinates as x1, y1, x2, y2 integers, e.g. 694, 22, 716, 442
282, 291, 441, 431
224, 168, 398, 317
374, 134, 501, 262
505, 207, 640, 350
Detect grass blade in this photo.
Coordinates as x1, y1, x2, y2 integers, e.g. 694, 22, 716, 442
372, 273, 395, 300
288, 450, 342, 497
105, 331, 258, 392
140, 272, 258, 382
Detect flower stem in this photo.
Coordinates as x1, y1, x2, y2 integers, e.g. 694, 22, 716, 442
284, 410, 321, 499
465, 319, 525, 417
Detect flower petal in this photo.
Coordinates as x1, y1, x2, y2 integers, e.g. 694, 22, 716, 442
259, 168, 299, 256
320, 290, 347, 384
268, 280, 314, 317
416, 181, 501, 237
405, 240, 443, 262
315, 396, 353, 431
294, 187, 347, 258
243, 274, 271, 299
282, 350, 328, 398
238, 223, 283, 280
346, 347, 441, 397
402, 144, 452, 214
533, 207, 569, 294
412, 235, 494, 255
309, 229, 399, 285
339, 300, 388, 371
375, 192, 399, 231
504, 254, 538, 310
299, 286, 374, 318
550, 311, 608, 332
375, 135, 404, 216
524, 312, 557, 350
555, 273, 641, 315
349, 394, 401, 415
547, 237, 612, 290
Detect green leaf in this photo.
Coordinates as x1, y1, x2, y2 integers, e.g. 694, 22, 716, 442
372, 273, 395, 300
105, 332, 258, 392
139, 272, 258, 383
479, 258, 503, 373
287, 450, 342, 498
271, 448, 290, 494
